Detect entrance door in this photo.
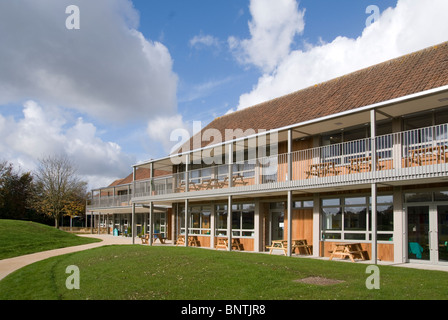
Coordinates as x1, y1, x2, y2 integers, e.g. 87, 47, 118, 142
152, 212, 167, 237
437, 206, 448, 263
270, 211, 284, 241
407, 206, 430, 261
407, 205, 448, 264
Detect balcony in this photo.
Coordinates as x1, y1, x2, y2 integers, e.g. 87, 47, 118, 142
88, 123, 448, 208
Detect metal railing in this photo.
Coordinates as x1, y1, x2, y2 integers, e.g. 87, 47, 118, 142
88, 123, 448, 208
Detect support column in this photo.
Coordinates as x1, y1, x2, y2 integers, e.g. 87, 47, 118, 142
393, 187, 405, 263
312, 193, 320, 257
254, 200, 262, 252
287, 191, 293, 257
228, 143, 233, 188
185, 155, 190, 192
370, 109, 378, 264
131, 203, 136, 244
371, 183, 378, 264
227, 195, 232, 251
287, 129, 292, 181
210, 204, 216, 249
149, 202, 154, 246
185, 199, 189, 247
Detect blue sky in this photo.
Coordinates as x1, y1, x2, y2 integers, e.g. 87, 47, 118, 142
0, 0, 447, 189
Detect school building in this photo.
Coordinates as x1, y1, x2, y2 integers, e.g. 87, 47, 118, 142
87, 42, 448, 266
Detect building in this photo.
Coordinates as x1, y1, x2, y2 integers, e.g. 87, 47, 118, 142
87, 42, 448, 266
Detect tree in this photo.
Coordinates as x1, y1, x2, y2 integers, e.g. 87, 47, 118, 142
0, 161, 35, 220
33, 155, 87, 228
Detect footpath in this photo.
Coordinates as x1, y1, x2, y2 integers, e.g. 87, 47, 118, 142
0, 234, 135, 281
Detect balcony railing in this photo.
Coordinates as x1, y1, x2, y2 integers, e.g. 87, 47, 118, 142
88, 123, 448, 208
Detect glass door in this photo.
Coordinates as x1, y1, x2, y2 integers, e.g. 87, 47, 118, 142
270, 211, 284, 241
437, 206, 448, 263
407, 206, 430, 261
407, 205, 448, 264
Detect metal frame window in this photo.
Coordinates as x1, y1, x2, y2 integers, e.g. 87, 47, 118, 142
321, 195, 393, 242
215, 203, 255, 238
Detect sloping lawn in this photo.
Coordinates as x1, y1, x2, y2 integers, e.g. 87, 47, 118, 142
1, 245, 447, 300
0, 219, 101, 259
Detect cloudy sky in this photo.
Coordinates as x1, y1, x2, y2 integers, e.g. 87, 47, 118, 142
0, 0, 447, 189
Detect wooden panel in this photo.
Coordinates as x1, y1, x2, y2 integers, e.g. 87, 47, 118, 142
284, 208, 313, 254
378, 243, 394, 262
194, 235, 210, 248
284, 209, 313, 241
320, 242, 394, 262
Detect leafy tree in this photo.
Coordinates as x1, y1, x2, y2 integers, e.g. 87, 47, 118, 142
0, 161, 35, 220
33, 155, 87, 228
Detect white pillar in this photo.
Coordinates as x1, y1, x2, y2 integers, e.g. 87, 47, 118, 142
227, 195, 232, 251
287, 190, 293, 257
149, 202, 154, 246
393, 187, 405, 263
131, 203, 136, 244
312, 193, 320, 257
185, 199, 189, 247
254, 200, 262, 252
371, 183, 378, 264
210, 204, 216, 249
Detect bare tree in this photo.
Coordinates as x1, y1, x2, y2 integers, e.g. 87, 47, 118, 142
33, 154, 87, 228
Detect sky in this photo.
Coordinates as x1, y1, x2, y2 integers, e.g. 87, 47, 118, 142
0, 0, 448, 190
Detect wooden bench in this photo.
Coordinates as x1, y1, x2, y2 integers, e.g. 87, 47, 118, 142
266, 240, 288, 255
329, 243, 368, 262
141, 234, 149, 245
305, 162, 339, 178
291, 239, 312, 255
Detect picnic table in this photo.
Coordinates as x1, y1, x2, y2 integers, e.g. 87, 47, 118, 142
347, 156, 384, 173
215, 237, 244, 250
153, 233, 167, 244
408, 145, 448, 166
306, 162, 339, 178
175, 235, 200, 246
140, 233, 167, 244
328, 243, 368, 262
266, 239, 312, 255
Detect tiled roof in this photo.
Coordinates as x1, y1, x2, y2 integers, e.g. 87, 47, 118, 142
179, 42, 448, 151
107, 168, 170, 187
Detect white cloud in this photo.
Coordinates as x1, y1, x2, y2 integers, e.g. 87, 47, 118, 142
190, 34, 221, 49
147, 114, 190, 155
0, 0, 178, 123
228, 0, 305, 73
233, 0, 448, 111
0, 101, 134, 189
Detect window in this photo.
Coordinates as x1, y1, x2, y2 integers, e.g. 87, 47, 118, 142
179, 206, 211, 235
215, 203, 255, 238
321, 195, 393, 241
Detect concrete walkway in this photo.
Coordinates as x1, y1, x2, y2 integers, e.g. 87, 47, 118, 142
0, 234, 135, 281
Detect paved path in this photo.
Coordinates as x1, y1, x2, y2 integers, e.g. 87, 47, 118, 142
0, 234, 135, 281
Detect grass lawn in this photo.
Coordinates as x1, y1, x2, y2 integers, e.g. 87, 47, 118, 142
1, 245, 447, 300
0, 219, 101, 260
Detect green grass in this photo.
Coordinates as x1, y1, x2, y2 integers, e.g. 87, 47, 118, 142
0, 219, 101, 259
1, 245, 447, 300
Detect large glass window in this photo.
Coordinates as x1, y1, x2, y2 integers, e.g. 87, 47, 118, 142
215, 203, 255, 238
322, 195, 393, 241
179, 206, 211, 235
